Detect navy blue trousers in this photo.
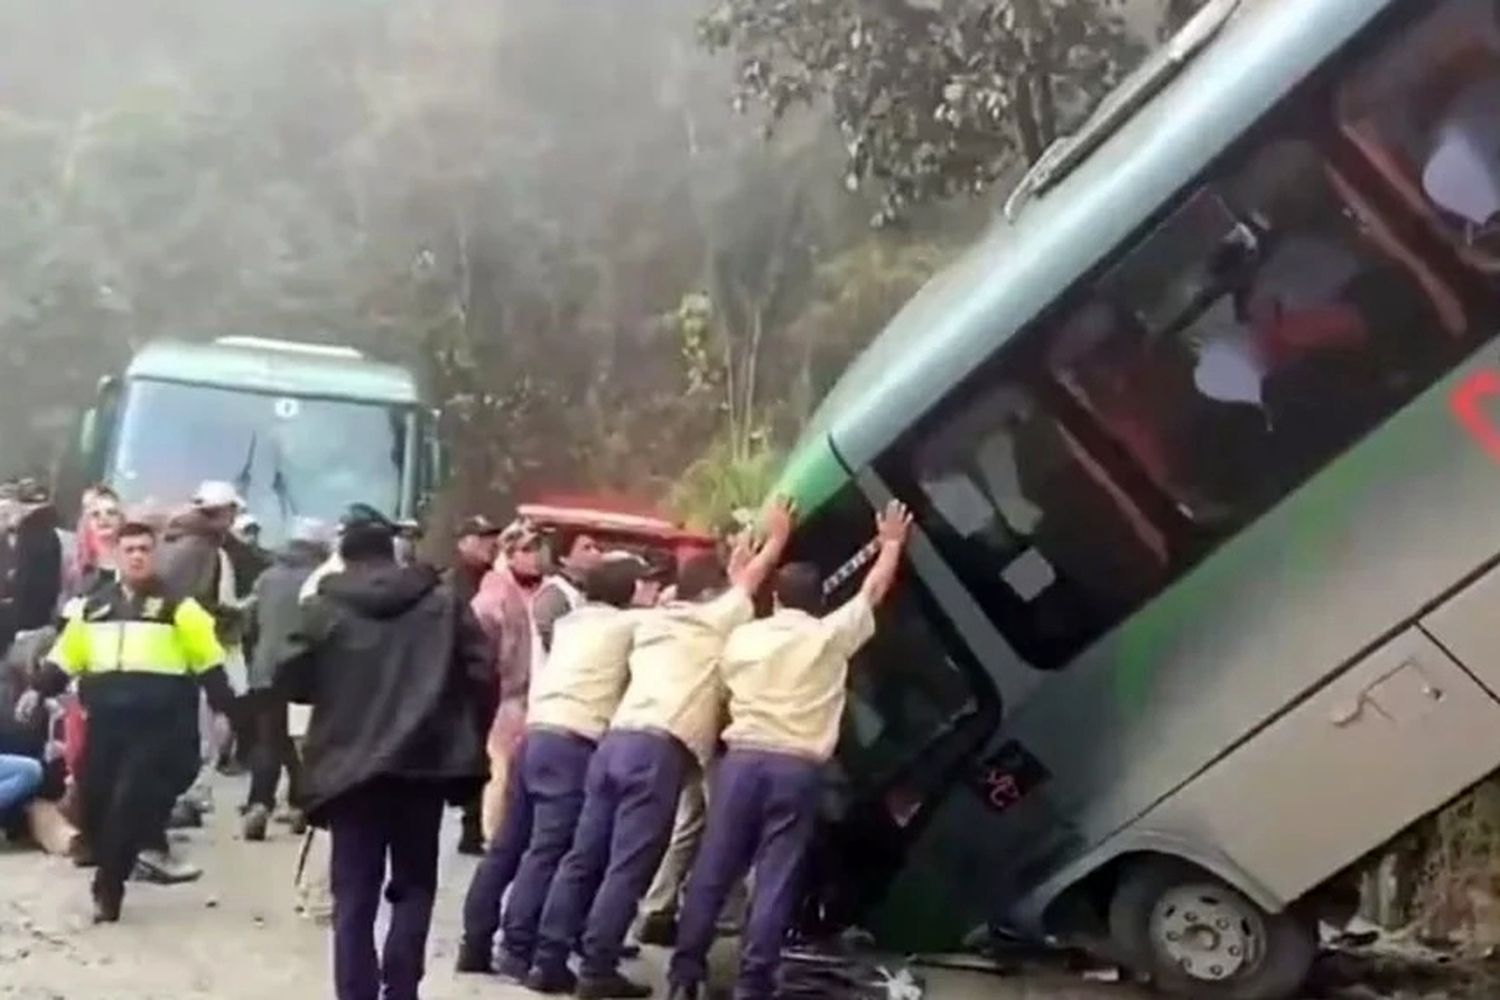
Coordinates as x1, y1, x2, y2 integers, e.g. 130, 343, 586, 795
669, 749, 821, 1000
534, 729, 691, 979
327, 777, 446, 1000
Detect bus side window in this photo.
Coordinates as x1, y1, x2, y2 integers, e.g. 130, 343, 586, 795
1341, 0, 1500, 272
907, 383, 1168, 669
897, 92, 1473, 672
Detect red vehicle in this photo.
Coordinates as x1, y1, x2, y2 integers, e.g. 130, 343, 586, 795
516, 495, 717, 572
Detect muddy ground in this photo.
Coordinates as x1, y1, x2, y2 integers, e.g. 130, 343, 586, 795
0, 776, 1489, 999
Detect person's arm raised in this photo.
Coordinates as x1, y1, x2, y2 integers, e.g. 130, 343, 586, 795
859, 501, 914, 610
728, 497, 795, 597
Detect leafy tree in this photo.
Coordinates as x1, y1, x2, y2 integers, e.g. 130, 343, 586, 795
697, 0, 1220, 225
700, 0, 1147, 225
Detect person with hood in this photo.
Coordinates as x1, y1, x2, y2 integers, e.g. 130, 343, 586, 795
465, 520, 544, 852
241, 517, 329, 842
277, 505, 495, 1000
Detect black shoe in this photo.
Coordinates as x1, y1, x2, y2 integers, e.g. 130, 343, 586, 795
665, 985, 700, 1000
454, 938, 492, 974
636, 913, 678, 947
494, 952, 530, 983
575, 971, 653, 999
288, 810, 309, 836
524, 964, 578, 995
91, 882, 122, 924
243, 804, 270, 842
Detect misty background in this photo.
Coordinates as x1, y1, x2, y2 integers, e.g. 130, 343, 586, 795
0, 0, 1183, 526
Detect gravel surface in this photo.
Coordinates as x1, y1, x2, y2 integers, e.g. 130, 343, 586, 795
0, 775, 1483, 999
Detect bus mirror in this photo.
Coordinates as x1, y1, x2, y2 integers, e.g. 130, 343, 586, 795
77, 408, 99, 457
427, 408, 450, 485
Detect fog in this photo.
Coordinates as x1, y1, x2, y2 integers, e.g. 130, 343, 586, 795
0, 0, 1170, 517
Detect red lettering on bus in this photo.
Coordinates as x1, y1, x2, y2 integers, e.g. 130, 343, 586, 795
1451, 370, 1500, 466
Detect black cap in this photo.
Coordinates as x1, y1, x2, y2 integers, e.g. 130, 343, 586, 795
340, 503, 395, 533
15, 478, 49, 505
458, 515, 501, 539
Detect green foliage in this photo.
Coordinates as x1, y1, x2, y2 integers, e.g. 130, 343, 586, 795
700, 0, 1148, 225
669, 428, 782, 531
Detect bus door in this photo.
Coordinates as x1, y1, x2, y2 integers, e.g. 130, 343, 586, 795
788, 481, 1002, 951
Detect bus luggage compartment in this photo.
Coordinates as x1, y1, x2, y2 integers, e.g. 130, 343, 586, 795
1140, 627, 1500, 908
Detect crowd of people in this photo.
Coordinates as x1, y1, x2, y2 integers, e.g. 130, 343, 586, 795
0, 474, 915, 1000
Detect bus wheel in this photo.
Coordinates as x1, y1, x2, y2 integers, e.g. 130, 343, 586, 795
1108, 859, 1315, 1000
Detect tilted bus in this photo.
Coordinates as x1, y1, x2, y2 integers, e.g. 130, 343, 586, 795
779, 1, 1500, 996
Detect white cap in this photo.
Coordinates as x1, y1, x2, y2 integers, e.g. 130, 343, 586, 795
289, 517, 331, 546
192, 480, 243, 511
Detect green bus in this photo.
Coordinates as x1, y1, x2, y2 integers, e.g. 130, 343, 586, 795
61, 337, 444, 543
780, 0, 1500, 996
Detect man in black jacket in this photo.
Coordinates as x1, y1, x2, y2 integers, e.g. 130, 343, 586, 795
278, 506, 495, 1000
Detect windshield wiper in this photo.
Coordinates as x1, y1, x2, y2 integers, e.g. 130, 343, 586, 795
234, 433, 258, 500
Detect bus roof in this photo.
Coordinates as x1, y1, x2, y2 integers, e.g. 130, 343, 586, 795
125, 338, 422, 404
775, 0, 1395, 514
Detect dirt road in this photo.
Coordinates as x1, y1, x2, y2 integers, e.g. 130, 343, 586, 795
0, 776, 1151, 1000
0, 776, 1476, 999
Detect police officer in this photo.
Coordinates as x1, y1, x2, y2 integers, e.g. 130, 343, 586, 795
23, 519, 236, 923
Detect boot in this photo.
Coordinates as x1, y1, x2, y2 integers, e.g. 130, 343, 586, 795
91, 879, 123, 924
575, 971, 653, 999
243, 804, 271, 842
454, 938, 492, 975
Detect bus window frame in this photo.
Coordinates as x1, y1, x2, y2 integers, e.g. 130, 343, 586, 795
1336, 0, 1500, 277
877, 16, 1485, 675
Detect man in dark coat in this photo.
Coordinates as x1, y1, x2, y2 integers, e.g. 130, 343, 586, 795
278, 506, 495, 1000
2, 479, 63, 638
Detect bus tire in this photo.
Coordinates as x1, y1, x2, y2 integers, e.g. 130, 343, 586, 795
1107, 859, 1316, 1000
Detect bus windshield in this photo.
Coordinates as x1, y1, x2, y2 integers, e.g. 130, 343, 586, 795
108, 379, 410, 542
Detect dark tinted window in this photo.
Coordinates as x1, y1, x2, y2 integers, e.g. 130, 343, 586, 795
111, 380, 409, 544
787, 486, 993, 820
1342, 0, 1500, 273
888, 52, 1478, 670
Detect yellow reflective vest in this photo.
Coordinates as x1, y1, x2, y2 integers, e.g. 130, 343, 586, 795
49, 583, 225, 693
